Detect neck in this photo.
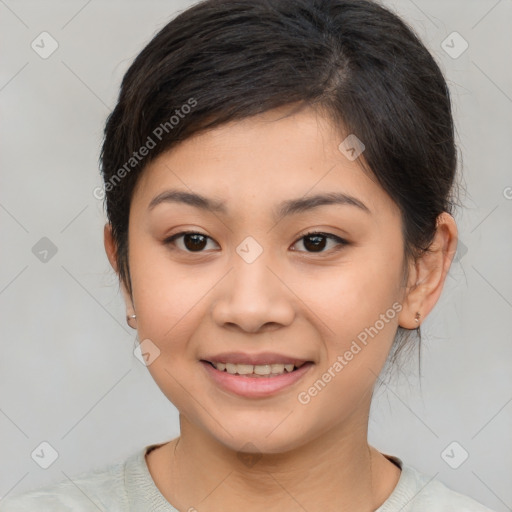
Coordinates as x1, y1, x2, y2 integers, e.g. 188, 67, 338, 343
154, 413, 400, 512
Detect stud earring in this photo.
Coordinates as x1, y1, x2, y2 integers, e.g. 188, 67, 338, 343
414, 312, 421, 324
126, 313, 137, 326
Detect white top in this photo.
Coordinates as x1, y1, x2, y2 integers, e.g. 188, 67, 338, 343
0, 443, 496, 511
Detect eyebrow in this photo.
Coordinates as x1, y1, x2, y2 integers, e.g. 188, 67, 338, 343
148, 189, 371, 220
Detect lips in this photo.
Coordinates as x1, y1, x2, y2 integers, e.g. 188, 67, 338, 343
200, 352, 314, 398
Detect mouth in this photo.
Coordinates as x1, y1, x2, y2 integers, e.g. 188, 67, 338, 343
200, 358, 314, 398
201, 360, 308, 378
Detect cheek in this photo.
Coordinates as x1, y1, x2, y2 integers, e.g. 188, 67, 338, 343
127, 241, 211, 411
296, 244, 403, 361
128, 239, 209, 347
293, 256, 403, 421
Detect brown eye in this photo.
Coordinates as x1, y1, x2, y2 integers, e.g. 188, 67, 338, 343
303, 234, 327, 252
292, 232, 348, 253
164, 232, 219, 252
182, 233, 207, 251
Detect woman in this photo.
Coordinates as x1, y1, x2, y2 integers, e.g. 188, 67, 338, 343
0, 0, 496, 510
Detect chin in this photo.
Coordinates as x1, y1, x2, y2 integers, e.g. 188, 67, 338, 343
207, 419, 311, 456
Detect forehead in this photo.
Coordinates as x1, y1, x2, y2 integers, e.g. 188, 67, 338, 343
131, 107, 399, 223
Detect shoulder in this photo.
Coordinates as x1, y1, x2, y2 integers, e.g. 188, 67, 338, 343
407, 472, 496, 511
378, 456, 496, 512
0, 456, 129, 512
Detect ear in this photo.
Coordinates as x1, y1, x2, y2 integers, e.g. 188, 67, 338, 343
104, 223, 137, 329
398, 212, 458, 329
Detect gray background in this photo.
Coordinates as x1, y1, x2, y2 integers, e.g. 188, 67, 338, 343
0, 0, 511, 510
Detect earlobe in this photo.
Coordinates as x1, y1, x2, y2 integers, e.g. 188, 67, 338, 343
120, 279, 137, 329
398, 212, 458, 329
397, 266, 423, 329
103, 223, 138, 329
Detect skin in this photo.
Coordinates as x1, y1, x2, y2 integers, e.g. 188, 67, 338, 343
104, 105, 458, 511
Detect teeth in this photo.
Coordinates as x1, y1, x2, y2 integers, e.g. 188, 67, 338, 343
235, 364, 254, 375
225, 363, 237, 374
271, 363, 286, 374
211, 362, 297, 376
254, 364, 271, 375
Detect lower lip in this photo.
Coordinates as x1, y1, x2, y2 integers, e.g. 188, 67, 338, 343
201, 361, 313, 398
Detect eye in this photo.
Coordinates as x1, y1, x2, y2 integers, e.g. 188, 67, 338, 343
291, 231, 348, 253
163, 230, 348, 254
164, 231, 219, 252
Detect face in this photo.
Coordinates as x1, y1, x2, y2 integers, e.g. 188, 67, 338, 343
123, 106, 408, 454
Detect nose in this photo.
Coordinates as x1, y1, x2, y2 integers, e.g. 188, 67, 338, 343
210, 252, 295, 334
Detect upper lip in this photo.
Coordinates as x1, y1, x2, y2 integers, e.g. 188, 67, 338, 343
201, 352, 311, 367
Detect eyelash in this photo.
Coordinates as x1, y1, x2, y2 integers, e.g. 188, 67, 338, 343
163, 230, 348, 255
